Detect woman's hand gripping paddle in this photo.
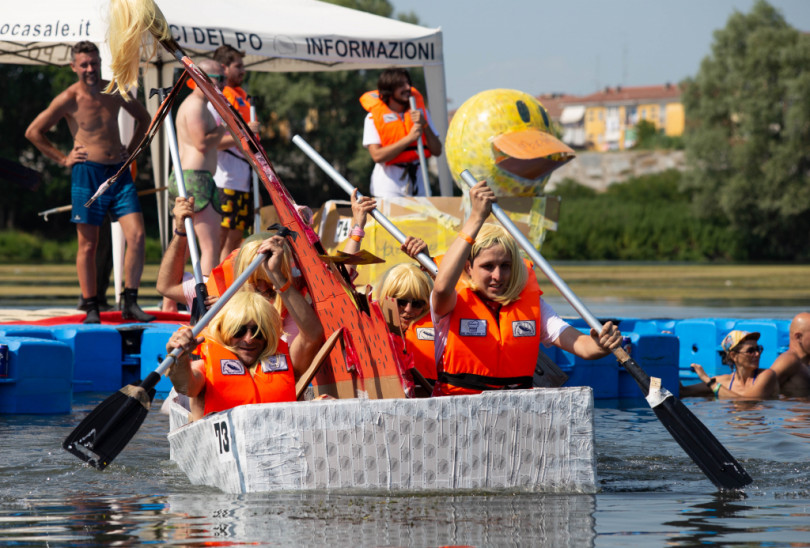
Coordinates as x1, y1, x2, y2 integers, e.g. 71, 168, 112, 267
62, 251, 270, 470
291, 135, 437, 277
151, 86, 208, 325
458, 169, 752, 490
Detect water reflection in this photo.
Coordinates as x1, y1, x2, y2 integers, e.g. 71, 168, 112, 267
165, 492, 597, 547
663, 494, 754, 546
0, 492, 598, 546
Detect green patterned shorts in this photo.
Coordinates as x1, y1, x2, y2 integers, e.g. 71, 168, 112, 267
169, 170, 222, 214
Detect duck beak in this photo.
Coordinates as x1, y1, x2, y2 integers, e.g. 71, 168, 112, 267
491, 129, 575, 181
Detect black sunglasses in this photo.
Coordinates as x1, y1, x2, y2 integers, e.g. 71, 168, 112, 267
233, 323, 264, 340
396, 298, 426, 309
735, 344, 763, 355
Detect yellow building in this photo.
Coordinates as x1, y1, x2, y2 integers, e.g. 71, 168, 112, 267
547, 84, 684, 151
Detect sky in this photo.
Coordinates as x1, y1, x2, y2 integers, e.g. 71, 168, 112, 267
391, 0, 810, 108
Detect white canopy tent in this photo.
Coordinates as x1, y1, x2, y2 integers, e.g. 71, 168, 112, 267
1, 0, 453, 249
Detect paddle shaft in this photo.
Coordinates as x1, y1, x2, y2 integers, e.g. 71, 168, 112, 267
153, 252, 269, 379
250, 104, 261, 234
292, 134, 437, 277
85, 251, 268, 461
155, 88, 206, 289
409, 96, 432, 197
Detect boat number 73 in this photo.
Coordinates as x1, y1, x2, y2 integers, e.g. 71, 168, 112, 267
213, 421, 230, 455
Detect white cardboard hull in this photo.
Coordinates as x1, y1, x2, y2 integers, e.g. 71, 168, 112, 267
167, 387, 596, 494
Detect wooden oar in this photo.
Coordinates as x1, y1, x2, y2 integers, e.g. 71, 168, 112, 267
63, 251, 268, 470
292, 134, 437, 277
408, 96, 432, 197
151, 86, 208, 325
458, 169, 752, 490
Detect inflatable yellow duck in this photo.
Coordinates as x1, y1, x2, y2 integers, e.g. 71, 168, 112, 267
446, 89, 575, 196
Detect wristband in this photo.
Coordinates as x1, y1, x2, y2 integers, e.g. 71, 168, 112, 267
712, 382, 722, 397
350, 234, 363, 242
350, 226, 365, 238
277, 279, 291, 294
706, 377, 716, 388
174, 228, 188, 237
458, 230, 475, 246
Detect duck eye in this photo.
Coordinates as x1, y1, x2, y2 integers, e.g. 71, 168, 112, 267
538, 105, 550, 128
516, 100, 530, 123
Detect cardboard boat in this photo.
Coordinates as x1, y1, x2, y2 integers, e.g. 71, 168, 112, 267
166, 386, 597, 494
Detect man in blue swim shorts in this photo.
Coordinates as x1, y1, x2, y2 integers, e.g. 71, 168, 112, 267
25, 41, 155, 324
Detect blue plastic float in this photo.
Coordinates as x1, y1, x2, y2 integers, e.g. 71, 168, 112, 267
0, 317, 793, 414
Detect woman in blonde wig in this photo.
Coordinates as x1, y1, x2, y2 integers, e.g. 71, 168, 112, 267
376, 263, 436, 389
166, 290, 299, 421
430, 180, 623, 396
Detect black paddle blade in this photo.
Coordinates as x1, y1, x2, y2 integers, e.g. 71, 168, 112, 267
619, 355, 752, 489
189, 282, 209, 325
62, 373, 160, 470
652, 395, 752, 489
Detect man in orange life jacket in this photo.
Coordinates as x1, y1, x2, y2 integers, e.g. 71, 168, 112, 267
430, 180, 624, 396
210, 45, 260, 262
360, 68, 442, 197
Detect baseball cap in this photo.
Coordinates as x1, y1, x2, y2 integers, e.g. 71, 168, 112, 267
720, 330, 760, 353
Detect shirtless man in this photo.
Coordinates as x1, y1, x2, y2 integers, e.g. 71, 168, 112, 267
170, 58, 231, 279
769, 312, 810, 397
25, 41, 154, 324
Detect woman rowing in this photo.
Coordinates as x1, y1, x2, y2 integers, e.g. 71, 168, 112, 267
683, 330, 779, 399
430, 180, 623, 396
166, 289, 304, 421
343, 189, 437, 392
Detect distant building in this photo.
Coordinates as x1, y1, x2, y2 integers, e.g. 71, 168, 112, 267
538, 84, 684, 152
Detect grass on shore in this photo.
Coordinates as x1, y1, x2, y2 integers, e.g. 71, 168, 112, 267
1, 263, 809, 303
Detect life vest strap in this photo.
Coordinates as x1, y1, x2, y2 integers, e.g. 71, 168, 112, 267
437, 372, 533, 391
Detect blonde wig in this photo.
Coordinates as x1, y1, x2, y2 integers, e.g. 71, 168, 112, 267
377, 263, 433, 322
106, 0, 173, 97
462, 224, 528, 306
207, 290, 281, 364
235, 233, 294, 315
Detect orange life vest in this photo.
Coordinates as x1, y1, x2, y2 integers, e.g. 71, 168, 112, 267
405, 314, 437, 382
223, 86, 252, 123
359, 87, 431, 165
434, 259, 542, 396
205, 248, 240, 297
199, 337, 295, 416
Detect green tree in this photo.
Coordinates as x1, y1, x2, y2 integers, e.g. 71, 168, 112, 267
681, 0, 810, 260
633, 119, 658, 149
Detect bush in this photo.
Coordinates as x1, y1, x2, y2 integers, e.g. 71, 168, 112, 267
543, 171, 737, 261
0, 230, 163, 264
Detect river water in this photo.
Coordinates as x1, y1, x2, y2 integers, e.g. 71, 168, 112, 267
2, 302, 809, 547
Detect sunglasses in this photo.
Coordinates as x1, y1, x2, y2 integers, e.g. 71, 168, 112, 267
206, 73, 225, 82
233, 324, 264, 340
735, 344, 763, 355
396, 298, 426, 309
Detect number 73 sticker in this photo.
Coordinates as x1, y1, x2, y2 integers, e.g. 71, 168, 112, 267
213, 420, 235, 463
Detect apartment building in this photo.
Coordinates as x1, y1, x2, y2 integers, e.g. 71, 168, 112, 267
539, 84, 684, 151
